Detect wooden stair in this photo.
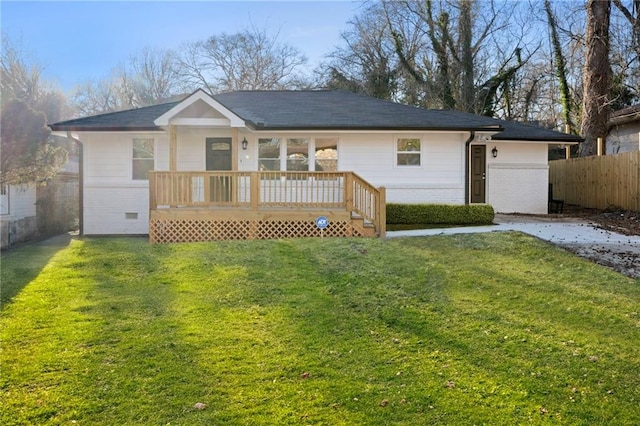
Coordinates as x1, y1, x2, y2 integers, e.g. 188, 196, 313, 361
350, 214, 378, 237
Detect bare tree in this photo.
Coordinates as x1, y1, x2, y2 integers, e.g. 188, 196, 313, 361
121, 47, 182, 106
544, 0, 576, 133
381, 0, 537, 115
1, 33, 69, 185
612, 0, 640, 59
319, 4, 399, 100
176, 26, 308, 92
72, 47, 182, 115
609, 0, 640, 107
72, 75, 125, 116
1, 34, 42, 105
580, 0, 612, 156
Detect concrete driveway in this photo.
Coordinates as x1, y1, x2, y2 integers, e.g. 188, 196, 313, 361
387, 214, 640, 279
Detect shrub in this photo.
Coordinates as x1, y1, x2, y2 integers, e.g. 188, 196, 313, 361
386, 203, 494, 225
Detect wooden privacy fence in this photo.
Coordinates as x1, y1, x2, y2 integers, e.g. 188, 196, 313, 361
549, 151, 639, 211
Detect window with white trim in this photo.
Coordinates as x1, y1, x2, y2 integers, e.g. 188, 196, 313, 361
0, 182, 9, 215
258, 137, 339, 172
396, 138, 421, 166
286, 138, 309, 171
315, 138, 338, 171
132, 138, 154, 180
258, 138, 281, 171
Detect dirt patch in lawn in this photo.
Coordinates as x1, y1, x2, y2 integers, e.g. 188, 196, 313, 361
562, 206, 640, 279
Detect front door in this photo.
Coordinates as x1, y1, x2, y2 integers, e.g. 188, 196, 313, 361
470, 145, 486, 203
206, 138, 232, 202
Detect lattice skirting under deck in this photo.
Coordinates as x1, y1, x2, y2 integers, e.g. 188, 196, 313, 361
149, 218, 365, 243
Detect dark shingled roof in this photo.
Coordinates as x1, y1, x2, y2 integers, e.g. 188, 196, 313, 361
49, 101, 179, 131
213, 90, 502, 131
50, 90, 583, 142
490, 118, 583, 142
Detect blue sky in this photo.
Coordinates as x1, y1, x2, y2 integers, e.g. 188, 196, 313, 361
1, 1, 360, 92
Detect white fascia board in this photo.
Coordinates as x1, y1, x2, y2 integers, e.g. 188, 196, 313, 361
169, 118, 231, 127
490, 139, 580, 145
245, 129, 481, 135
153, 89, 245, 127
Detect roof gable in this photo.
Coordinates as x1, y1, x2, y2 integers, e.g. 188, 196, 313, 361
154, 89, 245, 127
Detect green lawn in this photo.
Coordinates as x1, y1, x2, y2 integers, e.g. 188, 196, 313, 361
1, 233, 639, 425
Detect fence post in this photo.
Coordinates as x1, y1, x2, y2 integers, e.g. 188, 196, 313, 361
597, 137, 604, 156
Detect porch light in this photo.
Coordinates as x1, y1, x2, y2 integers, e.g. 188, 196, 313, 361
491, 146, 498, 158
242, 138, 248, 150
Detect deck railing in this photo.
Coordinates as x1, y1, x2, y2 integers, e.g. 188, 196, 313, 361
149, 171, 385, 234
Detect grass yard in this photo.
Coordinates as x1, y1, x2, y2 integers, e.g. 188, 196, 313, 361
1, 233, 639, 425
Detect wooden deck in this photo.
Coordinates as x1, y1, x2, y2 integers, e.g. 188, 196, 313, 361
148, 171, 385, 243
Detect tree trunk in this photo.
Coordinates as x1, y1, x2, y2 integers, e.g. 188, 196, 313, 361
580, 0, 612, 157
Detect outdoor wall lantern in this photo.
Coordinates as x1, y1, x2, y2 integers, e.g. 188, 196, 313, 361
241, 137, 248, 150
491, 146, 498, 158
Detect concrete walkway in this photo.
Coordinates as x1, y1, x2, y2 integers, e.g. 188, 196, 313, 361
387, 214, 640, 278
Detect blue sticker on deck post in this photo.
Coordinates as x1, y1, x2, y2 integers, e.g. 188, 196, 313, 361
315, 216, 329, 229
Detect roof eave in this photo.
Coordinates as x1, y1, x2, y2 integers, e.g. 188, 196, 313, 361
48, 125, 164, 132
250, 125, 504, 132
492, 136, 583, 143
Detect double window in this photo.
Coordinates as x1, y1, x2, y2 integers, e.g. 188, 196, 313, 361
396, 138, 421, 166
258, 137, 338, 172
132, 138, 154, 180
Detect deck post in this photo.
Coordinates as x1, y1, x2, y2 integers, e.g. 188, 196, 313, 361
168, 126, 178, 208
345, 172, 354, 211
377, 186, 386, 238
149, 171, 157, 210
250, 172, 260, 210
231, 128, 239, 171
169, 125, 177, 171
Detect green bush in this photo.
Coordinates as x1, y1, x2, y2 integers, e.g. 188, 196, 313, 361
386, 203, 494, 225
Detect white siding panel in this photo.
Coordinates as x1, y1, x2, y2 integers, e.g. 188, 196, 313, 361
485, 143, 549, 214
83, 132, 167, 181
340, 133, 464, 186
176, 128, 232, 171
487, 164, 548, 214
85, 134, 129, 181
156, 135, 170, 170
84, 184, 150, 234
340, 132, 465, 204
3, 185, 36, 219
485, 142, 548, 165
386, 187, 465, 204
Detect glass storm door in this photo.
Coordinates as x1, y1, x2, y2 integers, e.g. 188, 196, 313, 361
205, 138, 232, 202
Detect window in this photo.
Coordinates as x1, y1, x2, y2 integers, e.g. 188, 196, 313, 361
287, 138, 309, 171
315, 138, 338, 171
258, 137, 339, 172
258, 138, 281, 171
132, 138, 154, 180
0, 182, 8, 215
397, 138, 421, 166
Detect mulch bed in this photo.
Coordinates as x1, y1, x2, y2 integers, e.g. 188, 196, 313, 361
563, 205, 640, 237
